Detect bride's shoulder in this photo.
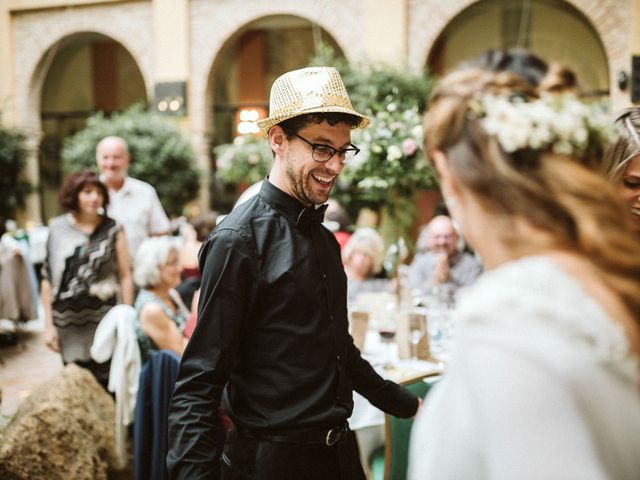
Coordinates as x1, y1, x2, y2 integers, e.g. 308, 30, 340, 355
454, 255, 633, 373
456, 255, 575, 313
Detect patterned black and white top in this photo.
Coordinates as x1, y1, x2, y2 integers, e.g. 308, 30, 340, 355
42, 214, 121, 364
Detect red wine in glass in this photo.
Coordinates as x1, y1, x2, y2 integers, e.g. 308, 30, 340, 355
379, 330, 396, 341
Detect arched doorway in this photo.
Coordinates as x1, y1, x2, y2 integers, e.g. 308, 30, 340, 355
38, 32, 146, 221
206, 15, 344, 210
426, 0, 609, 97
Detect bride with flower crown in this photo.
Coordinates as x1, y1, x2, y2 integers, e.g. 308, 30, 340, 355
409, 67, 640, 479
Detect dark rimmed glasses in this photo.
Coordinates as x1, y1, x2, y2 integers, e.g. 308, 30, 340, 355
283, 128, 360, 164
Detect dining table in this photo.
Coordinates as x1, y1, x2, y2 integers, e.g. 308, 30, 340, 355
349, 329, 443, 476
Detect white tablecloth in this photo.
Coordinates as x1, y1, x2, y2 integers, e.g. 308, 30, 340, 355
349, 330, 441, 473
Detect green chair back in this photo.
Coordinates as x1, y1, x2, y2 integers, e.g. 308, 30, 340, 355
385, 376, 438, 480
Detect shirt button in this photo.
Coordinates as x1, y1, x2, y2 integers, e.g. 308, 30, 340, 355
322, 273, 326, 278
336, 355, 341, 360
330, 315, 334, 320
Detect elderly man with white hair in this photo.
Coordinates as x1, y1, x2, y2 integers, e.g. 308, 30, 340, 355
96, 136, 171, 259
408, 215, 483, 296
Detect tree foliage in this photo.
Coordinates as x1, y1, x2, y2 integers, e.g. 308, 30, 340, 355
0, 127, 31, 224
61, 104, 200, 217
309, 44, 437, 251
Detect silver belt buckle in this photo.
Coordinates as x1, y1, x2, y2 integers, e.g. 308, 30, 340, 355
325, 425, 344, 446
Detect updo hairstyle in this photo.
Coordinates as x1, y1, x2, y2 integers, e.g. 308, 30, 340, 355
423, 67, 640, 354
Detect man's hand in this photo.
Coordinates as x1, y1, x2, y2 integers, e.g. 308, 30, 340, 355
431, 252, 450, 285
412, 397, 424, 419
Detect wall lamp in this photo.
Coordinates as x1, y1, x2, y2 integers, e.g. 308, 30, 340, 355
154, 81, 187, 115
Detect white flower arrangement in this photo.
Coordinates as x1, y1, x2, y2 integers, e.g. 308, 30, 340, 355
473, 94, 617, 159
345, 104, 433, 200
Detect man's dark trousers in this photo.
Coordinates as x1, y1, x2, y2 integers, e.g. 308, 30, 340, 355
221, 427, 366, 480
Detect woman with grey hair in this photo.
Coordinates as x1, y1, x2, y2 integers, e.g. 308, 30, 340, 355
342, 227, 387, 304
602, 107, 640, 230
133, 237, 188, 364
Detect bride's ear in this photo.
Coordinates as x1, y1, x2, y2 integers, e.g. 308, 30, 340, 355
431, 150, 459, 198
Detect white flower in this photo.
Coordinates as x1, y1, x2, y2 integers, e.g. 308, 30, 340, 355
553, 140, 573, 155
387, 145, 402, 161
358, 177, 389, 189
477, 94, 615, 157
572, 127, 588, 146
387, 103, 397, 112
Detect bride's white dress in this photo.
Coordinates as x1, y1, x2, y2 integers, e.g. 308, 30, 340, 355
409, 256, 640, 480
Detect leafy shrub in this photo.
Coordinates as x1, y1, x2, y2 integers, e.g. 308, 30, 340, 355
310, 44, 436, 250
0, 127, 31, 226
214, 134, 272, 187
61, 105, 200, 217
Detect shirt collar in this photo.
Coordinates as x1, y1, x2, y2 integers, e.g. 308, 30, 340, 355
259, 179, 328, 227
99, 174, 132, 195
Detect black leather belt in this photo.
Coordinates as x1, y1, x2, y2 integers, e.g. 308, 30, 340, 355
237, 422, 349, 446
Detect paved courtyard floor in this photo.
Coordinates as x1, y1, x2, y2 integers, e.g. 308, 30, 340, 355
0, 317, 63, 419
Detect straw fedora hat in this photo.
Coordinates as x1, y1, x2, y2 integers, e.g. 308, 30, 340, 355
257, 66, 370, 135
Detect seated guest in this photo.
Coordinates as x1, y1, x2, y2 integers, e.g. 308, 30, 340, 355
133, 237, 189, 365
343, 227, 388, 304
324, 198, 353, 252
178, 211, 219, 281
408, 215, 482, 296
176, 211, 219, 308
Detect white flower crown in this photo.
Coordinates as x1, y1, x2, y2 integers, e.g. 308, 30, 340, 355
468, 93, 617, 159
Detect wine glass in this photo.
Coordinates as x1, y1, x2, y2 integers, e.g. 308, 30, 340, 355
408, 309, 427, 360
378, 302, 397, 369
378, 326, 397, 369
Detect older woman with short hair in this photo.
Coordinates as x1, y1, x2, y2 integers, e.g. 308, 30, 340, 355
133, 237, 188, 364
342, 227, 387, 304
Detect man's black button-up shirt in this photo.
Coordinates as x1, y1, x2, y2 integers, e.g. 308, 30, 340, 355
168, 180, 418, 478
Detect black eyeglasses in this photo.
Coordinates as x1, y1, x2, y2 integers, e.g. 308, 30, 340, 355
283, 128, 360, 164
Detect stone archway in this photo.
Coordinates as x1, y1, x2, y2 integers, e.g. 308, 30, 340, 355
203, 14, 345, 210
11, 2, 153, 222
407, 0, 631, 108
188, 0, 365, 211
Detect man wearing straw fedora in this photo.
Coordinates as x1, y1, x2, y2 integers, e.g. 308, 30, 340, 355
168, 66, 420, 479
